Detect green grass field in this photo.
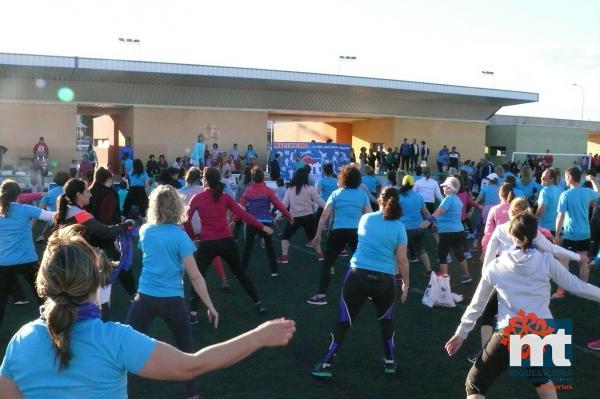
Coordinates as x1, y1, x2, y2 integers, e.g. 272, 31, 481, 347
2, 222, 600, 398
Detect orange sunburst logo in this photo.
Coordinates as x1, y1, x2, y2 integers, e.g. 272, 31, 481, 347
500, 310, 555, 360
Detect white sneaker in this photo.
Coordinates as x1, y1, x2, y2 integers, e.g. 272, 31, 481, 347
464, 251, 472, 260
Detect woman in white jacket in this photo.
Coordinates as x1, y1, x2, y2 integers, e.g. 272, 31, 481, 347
445, 212, 600, 399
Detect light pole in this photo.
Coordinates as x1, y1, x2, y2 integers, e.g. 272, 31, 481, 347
481, 70, 495, 88
118, 37, 141, 60
572, 83, 585, 120
338, 55, 357, 75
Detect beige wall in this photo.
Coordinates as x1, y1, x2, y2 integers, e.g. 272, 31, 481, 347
131, 107, 269, 167
351, 118, 395, 153
351, 117, 485, 166
393, 119, 486, 165
0, 103, 77, 171
273, 122, 336, 142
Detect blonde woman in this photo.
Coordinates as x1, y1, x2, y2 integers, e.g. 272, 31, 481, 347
126, 185, 218, 399
0, 226, 295, 398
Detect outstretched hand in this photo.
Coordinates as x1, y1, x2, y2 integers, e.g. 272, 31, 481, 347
445, 334, 464, 357
253, 318, 296, 348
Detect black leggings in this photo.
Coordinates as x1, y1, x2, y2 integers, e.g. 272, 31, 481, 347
123, 186, 149, 217
126, 294, 197, 397
282, 214, 316, 241
318, 229, 358, 295
480, 291, 498, 327
0, 263, 42, 331
242, 223, 277, 274
191, 238, 260, 311
438, 232, 466, 264
320, 268, 396, 364
117, 268, 137, 297
466, 332, 550, 396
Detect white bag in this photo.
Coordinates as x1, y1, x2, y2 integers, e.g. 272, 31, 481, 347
422, 272, 457, 308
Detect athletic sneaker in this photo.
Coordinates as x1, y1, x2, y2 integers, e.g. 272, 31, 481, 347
464, 251, 472, 260
189, 313, 199, 325
305, 241, 313, 248
587, 337, 600, 351
330, 267, 335, 275
271, 273, 279, 277
255, 302, 267, 314
384, 360, 397, 374
312, 362, 332, 378
409, 258, 419, 263
446, 255, 452, 264
13, 300, 29, 305
339, 249, 349, 257
277, 255, 289, 264
460, 275, 473, 284
307, 294, 327, 305
317, 252, 325, 262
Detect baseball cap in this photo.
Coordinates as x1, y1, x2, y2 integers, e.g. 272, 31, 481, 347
402, 175, 415, 186
440, 176, 460, 192
486, 173, 499, 181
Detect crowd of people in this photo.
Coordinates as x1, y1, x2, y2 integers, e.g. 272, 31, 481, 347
2, 139, 600, 398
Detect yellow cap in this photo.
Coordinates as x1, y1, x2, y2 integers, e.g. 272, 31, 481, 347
402, 175, 414, 186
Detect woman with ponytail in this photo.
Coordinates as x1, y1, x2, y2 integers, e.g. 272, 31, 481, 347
312, 187, 409, 378
184, 167, 273, 314
308, 165, 371, 305
466, 197, 585, 364
397, 174, 433, 275
446, 213, 600, 398
0, 180, 54, 331
0, 226, 296, 398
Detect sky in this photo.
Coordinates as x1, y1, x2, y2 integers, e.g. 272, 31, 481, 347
1, 0, 599, 120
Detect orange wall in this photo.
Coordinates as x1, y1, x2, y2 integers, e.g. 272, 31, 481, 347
326, 122, 353, 144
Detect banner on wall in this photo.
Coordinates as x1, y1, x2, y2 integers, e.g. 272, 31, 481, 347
270, 142, 351, 180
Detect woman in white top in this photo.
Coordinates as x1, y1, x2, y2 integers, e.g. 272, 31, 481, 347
468, 197, 584, 363
445, 212, 600, 399
413, 166, 443, 213
279, 168, 326, 264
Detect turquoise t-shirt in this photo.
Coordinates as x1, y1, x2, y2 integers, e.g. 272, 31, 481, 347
517, 179, 540, 198
41, 186, 63, 212
362, 175, 380, 194
537, 185, 561, 231
351, 211, 407, 275
317, 176, 338, 202
0, 319, 156, 399
0, 203, 42, 266
138, 223, 197, 297
557, 187, 599, 240
437, 194, 464, 233
512, 188, 525, 198
399, 190, 425, 230
481, 185, 500, 206
118, 189, 128, 212
326, 188, 370, 230
123, 159, 133, 175
129, 172, 148, 187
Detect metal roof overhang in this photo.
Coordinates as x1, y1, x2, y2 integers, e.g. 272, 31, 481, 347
0, 53, 538, 121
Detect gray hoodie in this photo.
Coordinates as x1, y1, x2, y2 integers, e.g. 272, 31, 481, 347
456, 248, 600, 339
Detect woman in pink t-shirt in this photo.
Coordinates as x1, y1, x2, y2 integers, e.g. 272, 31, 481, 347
481, 183, 514, 253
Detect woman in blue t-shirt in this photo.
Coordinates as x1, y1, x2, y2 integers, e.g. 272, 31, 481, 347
422, 176, 473, 285
362, 165, 382, 210
312, 187, 409, 378
123, 159, 149, 218
308, 165, 372, 306
126, 185, 219, 398
0, 226, 296, 399
398, 175, 433, 275
315, 163, 338, 221
0, 180, 54, 332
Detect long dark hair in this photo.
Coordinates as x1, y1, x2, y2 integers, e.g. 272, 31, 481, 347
242, 166, 252, 185
0, 180, 21, 216
55, 179, 87, 225
132, 159, 144, 177
380, 186, 401, 220
290, 168, 309, 195
204, 167, 225, 202
90, 167, 112, 190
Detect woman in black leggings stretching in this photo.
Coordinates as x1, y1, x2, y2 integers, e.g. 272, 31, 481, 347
184, 167, 273, 314
312, 187, 409, 377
